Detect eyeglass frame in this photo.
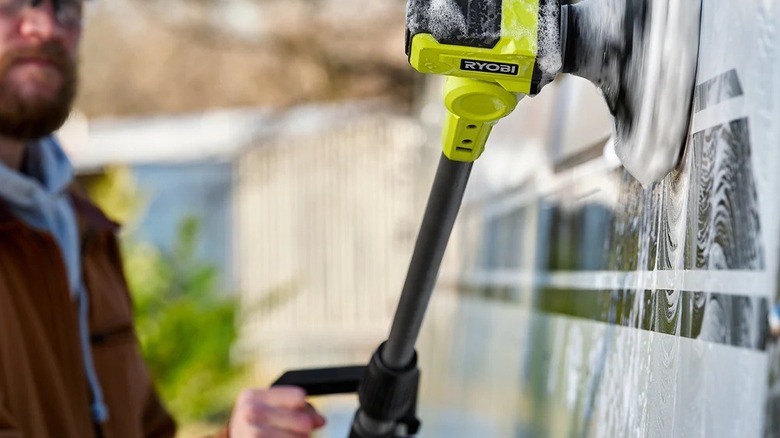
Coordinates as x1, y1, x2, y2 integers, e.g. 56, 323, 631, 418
0, 0, 84, 29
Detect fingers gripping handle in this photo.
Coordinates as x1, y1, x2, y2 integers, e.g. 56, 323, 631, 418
442, 76, 519, 162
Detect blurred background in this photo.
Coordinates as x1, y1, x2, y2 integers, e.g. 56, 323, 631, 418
60, 0, 440, 435
56, 0, 617, 436
56, 0, 780, 437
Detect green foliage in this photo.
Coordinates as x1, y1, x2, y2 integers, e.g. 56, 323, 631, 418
78, 165, 147, 226
83, 166, 243, 424
123, 216, 243, 423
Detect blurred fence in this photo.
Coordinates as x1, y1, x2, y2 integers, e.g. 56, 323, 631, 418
233, 108, 428, 385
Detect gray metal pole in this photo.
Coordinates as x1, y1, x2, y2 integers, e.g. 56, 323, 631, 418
351, 155, 473, 437
381, 155, 473, 369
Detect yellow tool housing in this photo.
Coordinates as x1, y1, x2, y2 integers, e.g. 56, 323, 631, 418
407, 0, 543, 162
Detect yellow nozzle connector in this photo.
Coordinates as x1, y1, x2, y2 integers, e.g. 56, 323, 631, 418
407, 0, 542, 162
442, 77, 518, 162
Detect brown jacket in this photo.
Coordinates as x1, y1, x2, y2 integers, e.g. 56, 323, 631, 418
0, 189, 176, 437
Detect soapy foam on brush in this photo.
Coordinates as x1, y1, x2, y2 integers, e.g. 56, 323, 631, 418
536, 0, 564, 88
406, 0, 564, 92
428, 0, 468, 39
628, 0, 701, 186
406, 0, 472, 42
566, 0, 701, 186
565, 0, 626, 100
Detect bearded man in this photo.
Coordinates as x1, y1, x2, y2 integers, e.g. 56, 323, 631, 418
0, 1, 325, 436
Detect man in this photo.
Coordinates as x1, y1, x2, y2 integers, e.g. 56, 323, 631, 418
0, 0, 325, 436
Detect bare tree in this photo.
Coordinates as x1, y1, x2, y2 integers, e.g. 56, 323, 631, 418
76, 0, 415, 117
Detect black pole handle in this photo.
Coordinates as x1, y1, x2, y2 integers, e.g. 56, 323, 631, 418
271, 366, 366, 396
272, 155, 472, 437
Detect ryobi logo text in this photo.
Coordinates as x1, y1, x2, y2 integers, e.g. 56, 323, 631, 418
460, 59, 519, 76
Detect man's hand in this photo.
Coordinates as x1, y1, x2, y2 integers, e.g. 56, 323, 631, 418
228, 386, 326, 438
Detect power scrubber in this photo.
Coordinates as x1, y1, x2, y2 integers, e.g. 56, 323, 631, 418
271, 1, 702, 436
407, 0, 702, 185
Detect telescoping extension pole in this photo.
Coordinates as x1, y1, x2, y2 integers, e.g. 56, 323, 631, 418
349, 155, 472, 437
348, 72, 522, 437
271, 155, 474, 437
272, 79, 516, 437
386, 156, 473, 368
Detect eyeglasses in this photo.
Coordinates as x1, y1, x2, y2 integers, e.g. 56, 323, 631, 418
0, 0, 84, 28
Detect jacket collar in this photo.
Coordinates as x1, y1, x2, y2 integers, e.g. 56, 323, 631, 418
0, 136, 73, 229
0, 187, 119, 236
68, 186, 120, 238
0, 201, 16, 229
0, 137, 74, 210
0, 135, 119, 235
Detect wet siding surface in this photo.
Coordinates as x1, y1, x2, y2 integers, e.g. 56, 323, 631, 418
414, 1, 780, 436
534, 76, 769, 350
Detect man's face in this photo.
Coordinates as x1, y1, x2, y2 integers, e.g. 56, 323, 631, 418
0, 0, 82, 140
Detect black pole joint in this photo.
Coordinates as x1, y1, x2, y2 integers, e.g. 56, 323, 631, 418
350, 342, 421, 437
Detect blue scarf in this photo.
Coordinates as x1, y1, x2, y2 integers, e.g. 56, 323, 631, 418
0, 137, 108, 423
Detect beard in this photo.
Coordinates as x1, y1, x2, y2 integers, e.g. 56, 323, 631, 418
0, 42, 78, 141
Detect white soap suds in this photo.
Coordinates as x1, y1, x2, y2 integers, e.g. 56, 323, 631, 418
406, 0, 469, 42
537, 0, 563, 76
407, 0, 564, 92
566, 0, 702, 186
534, 0, 564, 89
428, 0, 468, 39
625, 0, 702, 187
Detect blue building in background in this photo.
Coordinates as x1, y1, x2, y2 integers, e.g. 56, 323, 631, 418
131, 162, 235, 290
66, 107, 272, 292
